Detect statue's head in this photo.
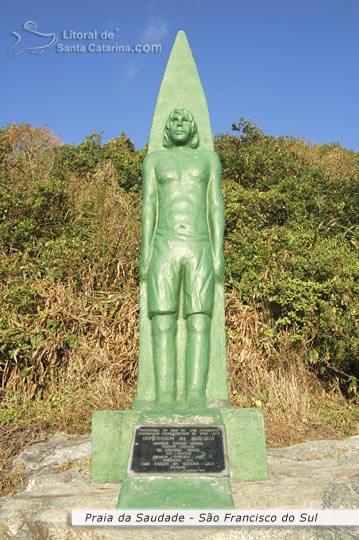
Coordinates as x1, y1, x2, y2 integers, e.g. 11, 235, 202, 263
163, 108, 199, 149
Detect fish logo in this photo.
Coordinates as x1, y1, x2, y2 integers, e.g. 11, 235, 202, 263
9, 21, 57, 57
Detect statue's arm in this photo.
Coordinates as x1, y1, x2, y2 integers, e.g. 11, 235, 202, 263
207, 151, 225, 284
139, 154, 157, 282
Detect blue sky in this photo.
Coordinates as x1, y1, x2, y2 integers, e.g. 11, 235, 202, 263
1, 0, 359, 151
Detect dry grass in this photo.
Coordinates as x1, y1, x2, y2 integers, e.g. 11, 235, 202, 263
287, 136, 359, 183
1, 276, 139, 430
2, 287, 357, 448
2, 161, 140, 400
1, 285, 358, 496
225, 292, 359, 446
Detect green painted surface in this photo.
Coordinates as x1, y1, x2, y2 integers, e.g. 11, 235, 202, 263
118, 476, 234, 509
148, 31, 213, 153
220, 408, 268, 481
135, 30, 229, 410
117, 408, 233, 508
91, 410, 140, 483
137, 408, 224, 425
91, 408, 268, 485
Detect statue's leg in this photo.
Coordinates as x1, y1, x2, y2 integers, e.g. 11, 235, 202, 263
185, 313, 211, 408
151, 313, 177, 407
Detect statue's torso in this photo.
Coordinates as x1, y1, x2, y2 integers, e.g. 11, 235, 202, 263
152, 149, 211, 238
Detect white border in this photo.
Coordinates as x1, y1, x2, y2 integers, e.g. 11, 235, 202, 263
72, 509, 359, 527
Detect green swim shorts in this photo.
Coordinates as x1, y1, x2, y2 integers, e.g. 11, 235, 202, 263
147, 233, 215, 318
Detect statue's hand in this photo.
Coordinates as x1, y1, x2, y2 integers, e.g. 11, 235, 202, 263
213, 255, 225, 284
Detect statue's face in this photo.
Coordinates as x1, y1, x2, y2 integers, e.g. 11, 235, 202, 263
167, 111, 192, 145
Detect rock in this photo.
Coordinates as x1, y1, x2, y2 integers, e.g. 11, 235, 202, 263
0, 434, 359, 539
14, 433, 91, 473
323, 478, 359, 508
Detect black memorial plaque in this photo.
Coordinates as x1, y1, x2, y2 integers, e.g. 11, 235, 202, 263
130, 425, 226, 474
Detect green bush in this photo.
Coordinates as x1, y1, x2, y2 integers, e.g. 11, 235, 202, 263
216, 119, 359, 394
0, 120, 358, 398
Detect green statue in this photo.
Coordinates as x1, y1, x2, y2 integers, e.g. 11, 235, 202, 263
134, 30, 230, 411
92, 33, 267, 510
140, 108, 224, 408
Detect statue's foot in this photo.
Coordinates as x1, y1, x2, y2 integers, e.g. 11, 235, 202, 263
186, 392, 206, 409
155, 393, 176, 410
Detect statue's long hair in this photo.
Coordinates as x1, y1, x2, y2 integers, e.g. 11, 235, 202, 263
162, 108, 199, 149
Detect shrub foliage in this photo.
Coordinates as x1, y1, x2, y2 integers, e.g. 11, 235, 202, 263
0, 120, 358, 406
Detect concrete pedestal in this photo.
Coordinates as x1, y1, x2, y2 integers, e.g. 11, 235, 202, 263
91, 407, 268, 508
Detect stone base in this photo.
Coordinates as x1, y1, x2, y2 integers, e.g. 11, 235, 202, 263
117, 476, 234, 509
91, 407, 268, 485
5, 432, 359, 539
